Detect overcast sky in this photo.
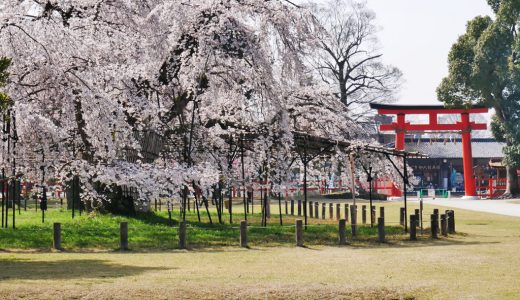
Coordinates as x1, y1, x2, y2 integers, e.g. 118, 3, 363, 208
365, 0, 493, 105
301, 0, 493, 105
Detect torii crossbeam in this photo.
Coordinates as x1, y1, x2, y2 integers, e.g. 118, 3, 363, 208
370, 103, 489, 199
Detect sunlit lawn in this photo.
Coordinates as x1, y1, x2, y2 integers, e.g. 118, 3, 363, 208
1, 199, 519, 299
0, 199, 414, 250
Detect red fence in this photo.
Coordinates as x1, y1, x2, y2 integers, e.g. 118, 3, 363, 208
475, 177, 507, 198
232, 180, 351, 198
374, 179, 402, 197
234, 178, 403, 198
236, 177, 517, 200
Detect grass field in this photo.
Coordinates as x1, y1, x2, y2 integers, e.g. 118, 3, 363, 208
1, 200, 519, 299
0, 199, 415, 250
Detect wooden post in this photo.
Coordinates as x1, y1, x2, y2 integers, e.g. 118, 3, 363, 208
53, 222, 61, 250
120, 222, 128, 251
296, 219, 303, 247
179, 221, 187, 249
434, 208, 440, 232
315, 202, 319, 219
440, 214, 448, 236
167, 201, 173, 226
451, 210, 456, 233
336, 203, 341, 220
409, 215, 417, 241
447, 210, 455, 233
399, 207, 405, 226
370, 206, 376, 227
379, 206, 385, 219
351, 205, 357, 236
489, 177, 494, 196
362, 205, 367, 224
290, 200, 294, 215
378, 217, 385, 243
414, 208, 420, 228
297, 200, 302, 216
339, 219, 346, 245
329, 203, 333, 219
321, 203, 326, 220
430, 214, 438, 238
344, 204, 349, 223
285, 200, 288, 215
240, 220, 248, 248
266, 193, 271, 219
420, 199, 424, 233
309, 201, 314, 218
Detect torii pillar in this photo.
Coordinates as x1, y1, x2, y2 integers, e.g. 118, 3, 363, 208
460, 113, 476, 198
370, 103, 488, 199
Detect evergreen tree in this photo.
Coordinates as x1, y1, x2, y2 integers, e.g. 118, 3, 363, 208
437, 0, 520, 196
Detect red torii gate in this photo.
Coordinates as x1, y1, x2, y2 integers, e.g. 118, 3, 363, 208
370, 103, 488, 199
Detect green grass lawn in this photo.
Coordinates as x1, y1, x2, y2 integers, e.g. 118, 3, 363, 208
0, 200, 519, 299
0, 200, 427, 251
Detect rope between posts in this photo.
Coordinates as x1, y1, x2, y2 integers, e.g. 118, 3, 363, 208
0, 226, 180, 233
0, 224, 393, 232
0, 221, 420, 231
0, 210, 451, 232
184, 223, 338, 230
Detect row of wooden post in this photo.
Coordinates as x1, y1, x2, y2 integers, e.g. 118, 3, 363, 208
409, 209, 455, 240
51, 209, 455, 250
294, 217, 386, 247
52, 221, 188, 251
51, 217, 385, 250
286, 200, 379, 225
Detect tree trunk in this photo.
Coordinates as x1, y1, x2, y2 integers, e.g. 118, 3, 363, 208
494, 105, 519, 197
73, 97, 93, 161
505, 164, 519, 196
338, 64, 347, 106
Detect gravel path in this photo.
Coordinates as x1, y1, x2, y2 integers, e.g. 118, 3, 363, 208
421, 198, 520, 217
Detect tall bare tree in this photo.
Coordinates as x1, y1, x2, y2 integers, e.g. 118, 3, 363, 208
308, 0, 402, 120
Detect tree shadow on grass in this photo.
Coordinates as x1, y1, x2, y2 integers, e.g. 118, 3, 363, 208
130, 212, 179, 227
0, 258, 169, 281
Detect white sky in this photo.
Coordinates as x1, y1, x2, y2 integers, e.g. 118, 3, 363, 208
365, 0, 493, 105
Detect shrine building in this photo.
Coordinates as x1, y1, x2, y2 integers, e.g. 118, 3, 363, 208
370, 103, 507, 199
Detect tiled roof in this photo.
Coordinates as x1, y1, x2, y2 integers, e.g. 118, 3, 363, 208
403, 139, 505, 158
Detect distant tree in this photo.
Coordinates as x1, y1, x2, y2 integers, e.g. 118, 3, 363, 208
437, 0, 520, 196
307, 0, 402, 120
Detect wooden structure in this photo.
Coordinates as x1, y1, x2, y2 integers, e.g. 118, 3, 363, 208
231, 131, 428, 231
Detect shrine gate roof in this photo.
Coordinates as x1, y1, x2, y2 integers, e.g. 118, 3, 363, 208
369, 103, 488, 114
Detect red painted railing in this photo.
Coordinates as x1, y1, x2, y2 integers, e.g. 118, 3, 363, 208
475, 177, 507, 198
374, 179, 402, 197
